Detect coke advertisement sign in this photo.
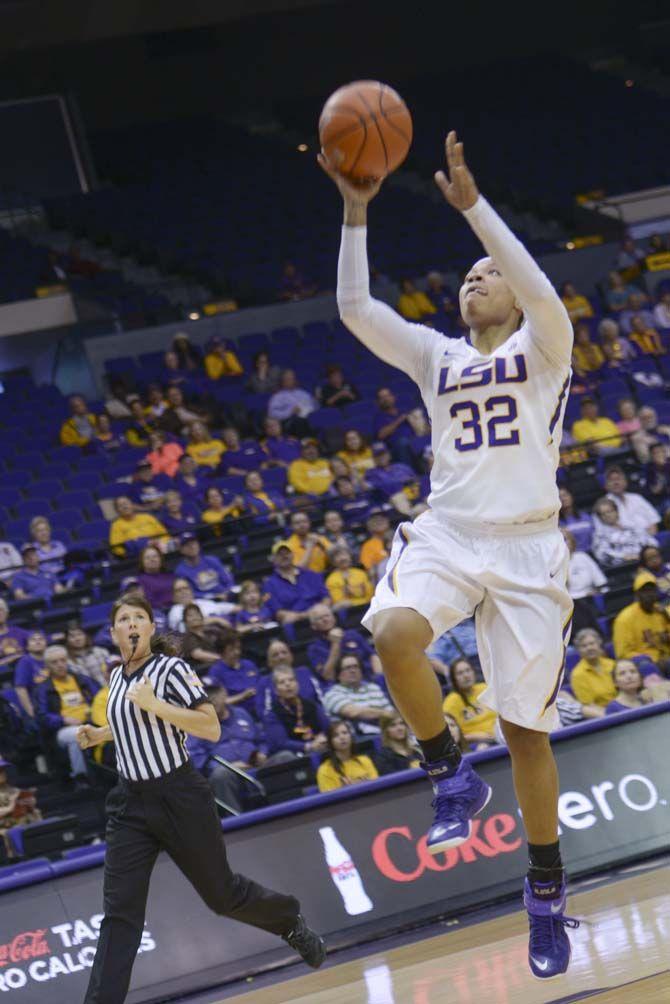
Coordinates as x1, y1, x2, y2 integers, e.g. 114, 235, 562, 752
0, 708, 668, 1003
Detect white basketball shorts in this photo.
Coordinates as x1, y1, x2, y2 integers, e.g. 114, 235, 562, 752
361, 509, 574, 732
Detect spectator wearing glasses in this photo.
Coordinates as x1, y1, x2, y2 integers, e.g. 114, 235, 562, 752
322, 654, 394, 736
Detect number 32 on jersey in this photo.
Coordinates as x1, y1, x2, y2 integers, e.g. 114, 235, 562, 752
437, 354, 527, 452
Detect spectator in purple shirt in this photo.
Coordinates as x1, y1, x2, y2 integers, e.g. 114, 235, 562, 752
234, 580, 277, 633
137, 545, 176, 610
0, 598, 30, 667
307, 603, 381, 685
330, 476, 374, 527
218, 427, 269, 475
12, 544, 63, 603
174, 534, 234, 599
366, 443, 425, 516
207, 630, 263, 718
372, 387, 414, 463
256, 638, 324, 717
261, 416, 301, 467
174, 453, 208, 508
262, 666, 330, 756
242, 471, 286, 525
187, 684, 267, 812
262, 541, 329, 625
127, 459, 172, 512
13, 629, 48, 718
160, 489, 200, 536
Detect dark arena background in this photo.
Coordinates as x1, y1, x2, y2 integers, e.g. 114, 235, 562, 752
0, 1, 669, 1001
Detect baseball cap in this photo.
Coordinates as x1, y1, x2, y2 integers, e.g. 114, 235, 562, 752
372, 441, 389, 455
271, 539, 292, 555
300, 437, 319, 448
20, 542, 37, 554
136, 459, 152, 470
180, 532, 198, 545
633, 571, 657, 591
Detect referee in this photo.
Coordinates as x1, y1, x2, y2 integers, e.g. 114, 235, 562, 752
77, 592, 325, 1004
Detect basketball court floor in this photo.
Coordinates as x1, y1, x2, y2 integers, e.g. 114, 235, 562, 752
181, 857, 670, 1004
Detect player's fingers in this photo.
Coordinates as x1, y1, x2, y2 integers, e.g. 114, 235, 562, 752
434, 170, 449, 197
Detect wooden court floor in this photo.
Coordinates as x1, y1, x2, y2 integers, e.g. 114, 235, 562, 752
223, 864, 670, 1004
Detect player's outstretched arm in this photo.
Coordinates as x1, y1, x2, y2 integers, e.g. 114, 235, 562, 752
318, 153, 440, 385
435, 132, 572, 367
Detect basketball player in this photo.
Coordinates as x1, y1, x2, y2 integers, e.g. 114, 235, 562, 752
319, 132, 579, 979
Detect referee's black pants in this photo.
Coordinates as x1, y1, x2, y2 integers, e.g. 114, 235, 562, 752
84, 762, 300, 1004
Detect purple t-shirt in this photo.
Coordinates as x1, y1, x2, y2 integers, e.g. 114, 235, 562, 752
127, 474, 172, 507
14, 655, 48, 692
262, 568, 329, 615
262, 436, 301, 464
234, 606, 275, 629
174, 556, 234, 598
207, 658, 262, 717
137, 572, 176, 610
372, 408, 413, 446
12, 569, 57, 602
160, 503, 200, 536
307, 629, 375, 682
220, 442, 268, 473
33, 540, 67, 576
174, 474, 208, 507
0, 626, 30, 660
366, 463, 416, 499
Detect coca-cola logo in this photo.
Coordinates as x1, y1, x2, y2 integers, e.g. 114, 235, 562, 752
372, 813, 522, 882
0, 931, 50, 967
0, 916, 155, 993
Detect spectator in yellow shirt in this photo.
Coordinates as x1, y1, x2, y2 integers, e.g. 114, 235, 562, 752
569, 629, 616, 708
442, 658, 497, 749
285, 511, 330, 573
109, 496, 168, 557
326, 548, 374, 610
396, 279, 438, 321
337, 430, 374, 480
560, 282, 594, 324
359, 511, 392, 577
572, 323, 604, 374
204, 338, 244, 380
201, 486, 244, 532
629, 315, 664, 356
316, 722, 379, 792
612, 572, 670, 670
572, 397, 622, 452
186, 421, 226, 468
288, 439, 333, 497
60, 395, 98, 447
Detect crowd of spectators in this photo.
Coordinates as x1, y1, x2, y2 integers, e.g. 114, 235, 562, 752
1, 233, 670, 836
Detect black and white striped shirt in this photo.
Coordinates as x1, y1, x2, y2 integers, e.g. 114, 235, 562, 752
107, 654, 208, 781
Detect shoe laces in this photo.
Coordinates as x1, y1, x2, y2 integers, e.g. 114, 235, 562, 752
430, 767, 477, 815
284, 918, 309, 951
530, 912, 580, 955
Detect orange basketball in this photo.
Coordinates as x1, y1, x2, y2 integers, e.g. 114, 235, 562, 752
319, 80, 413, 181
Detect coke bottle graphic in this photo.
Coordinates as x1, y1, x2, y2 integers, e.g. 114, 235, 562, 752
319, 826, 373, 915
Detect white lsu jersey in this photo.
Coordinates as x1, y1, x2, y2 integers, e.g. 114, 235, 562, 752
337, 196, 574, 531
418, 325, 571, 526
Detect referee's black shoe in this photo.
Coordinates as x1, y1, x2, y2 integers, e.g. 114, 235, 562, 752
283, 914, 326, 968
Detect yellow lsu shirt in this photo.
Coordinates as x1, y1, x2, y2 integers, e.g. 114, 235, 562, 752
53, 675, 90, 723
443, 683, 497, 739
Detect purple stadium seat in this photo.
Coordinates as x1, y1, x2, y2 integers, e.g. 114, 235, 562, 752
55, 490, 95, 512
20, 500, 54, 519
50, 509, 84, 532
28, 480, 64, 500
81, 602, 113, 629
67, 472, 106, 493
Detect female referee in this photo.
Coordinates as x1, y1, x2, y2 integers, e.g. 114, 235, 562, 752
77, 592, 324, 1004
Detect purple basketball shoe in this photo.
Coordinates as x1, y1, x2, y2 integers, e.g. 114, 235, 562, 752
524, 876, 580, 979
422, 757, 492, 853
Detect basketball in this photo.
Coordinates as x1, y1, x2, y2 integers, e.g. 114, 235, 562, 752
319, 80, 412, 181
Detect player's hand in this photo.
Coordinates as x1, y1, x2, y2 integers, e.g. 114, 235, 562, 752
434, 131, 479, 212
127, 676, 158, 714
317, 151, 384, 205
